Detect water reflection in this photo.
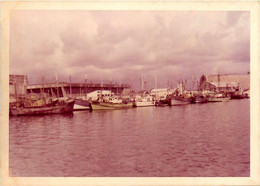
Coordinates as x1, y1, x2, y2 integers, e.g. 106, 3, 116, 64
9, 99, 250, 177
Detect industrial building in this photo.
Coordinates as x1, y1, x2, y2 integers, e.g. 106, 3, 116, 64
9, 75, 28, 102
199, 74, 250, 91
26, 82, 131, 98
9, 74, 131, 102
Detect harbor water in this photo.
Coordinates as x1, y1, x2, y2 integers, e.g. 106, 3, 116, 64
9, 99, 250, 177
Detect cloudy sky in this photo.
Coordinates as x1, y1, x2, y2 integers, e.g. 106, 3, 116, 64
10, 10, 250, 90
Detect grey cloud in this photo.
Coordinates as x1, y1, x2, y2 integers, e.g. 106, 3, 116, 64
10, 10, 250, 89
33, 40, 58, 55
226, 11, 244, 26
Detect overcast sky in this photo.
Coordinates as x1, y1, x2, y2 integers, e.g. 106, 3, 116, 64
10, 10, 250, 90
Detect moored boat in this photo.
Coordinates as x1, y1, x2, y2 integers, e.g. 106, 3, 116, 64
194, 95, 208, 103
230, 91, 246, 99
10, 98, 75, 116
169, 97, 190, 106
73, 99, 91, 111
244, 90, 250, 98
155, 100, 169, 107
208, 93, 230, 102
90, 101, 133, 110
133, 95, 155, 107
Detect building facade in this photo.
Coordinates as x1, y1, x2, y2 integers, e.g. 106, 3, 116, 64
27, 82, 131, 98
199, 74, 250, 92
9, 75, 28, 102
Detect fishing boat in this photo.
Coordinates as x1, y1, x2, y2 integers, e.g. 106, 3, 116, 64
194, 95, 208, 103
90, 100, 133, 110
73, 99, 91, 111
244, 90, 250, 98
230, 91, 246, 99
10, 98, 75, 116
133, 95, 155, 107
208, 93, 231, 102
167, 82, 193, 106
90, 96, 133, 110
155, 100, 169, 107
108, 97, 124, 104
187, 96, 196, 104
168, 97, 190, 106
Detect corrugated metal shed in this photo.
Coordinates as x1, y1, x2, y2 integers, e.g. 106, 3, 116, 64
210, 81, 238, 88
206, 74, 250, 90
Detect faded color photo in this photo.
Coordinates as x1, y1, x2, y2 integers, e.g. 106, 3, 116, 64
9, 10, 250, 177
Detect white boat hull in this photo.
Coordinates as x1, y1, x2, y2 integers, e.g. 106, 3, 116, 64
134, 101, 155, 107
90, 102, 133, 110
169, 99, 189, 106
73, 104, 91, 110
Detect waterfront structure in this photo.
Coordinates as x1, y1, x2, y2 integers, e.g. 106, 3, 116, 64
9, 75, 28, 102
27, 82, 131, 98
199, 74, 250, 91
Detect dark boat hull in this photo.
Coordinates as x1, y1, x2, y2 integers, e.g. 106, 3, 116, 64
155, 100, 169, 107
194, 96, 208, 103
74, 99, 91, 110
10, 99, 75, 116
208, 97, 230, 102
231, 95, 246, 99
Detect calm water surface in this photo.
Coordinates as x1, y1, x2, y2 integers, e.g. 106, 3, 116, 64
9, 99, 250, 177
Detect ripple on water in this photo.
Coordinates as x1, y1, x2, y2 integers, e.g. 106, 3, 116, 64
9, 99, 250, 177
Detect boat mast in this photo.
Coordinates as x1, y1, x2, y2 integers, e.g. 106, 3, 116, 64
84, 74, 87, 99
41, 73, 46, 105
41, 73, 44, 97
131, 78, 134, 92
14, 75, 17, 102
116, 83, 119, 95
69, 75, 72, 97
191, 75, 195, 90
55, 72, 59, 98
218, 72, 220, 92
141, 77, 144, 91
101, 77, 103, 101
110, 77, 112, 98
119, 79, 122, 96
155, 74, 157, 89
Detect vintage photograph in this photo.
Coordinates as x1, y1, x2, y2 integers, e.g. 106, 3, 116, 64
2, 1, 259, 185
8, 9, 251, 178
